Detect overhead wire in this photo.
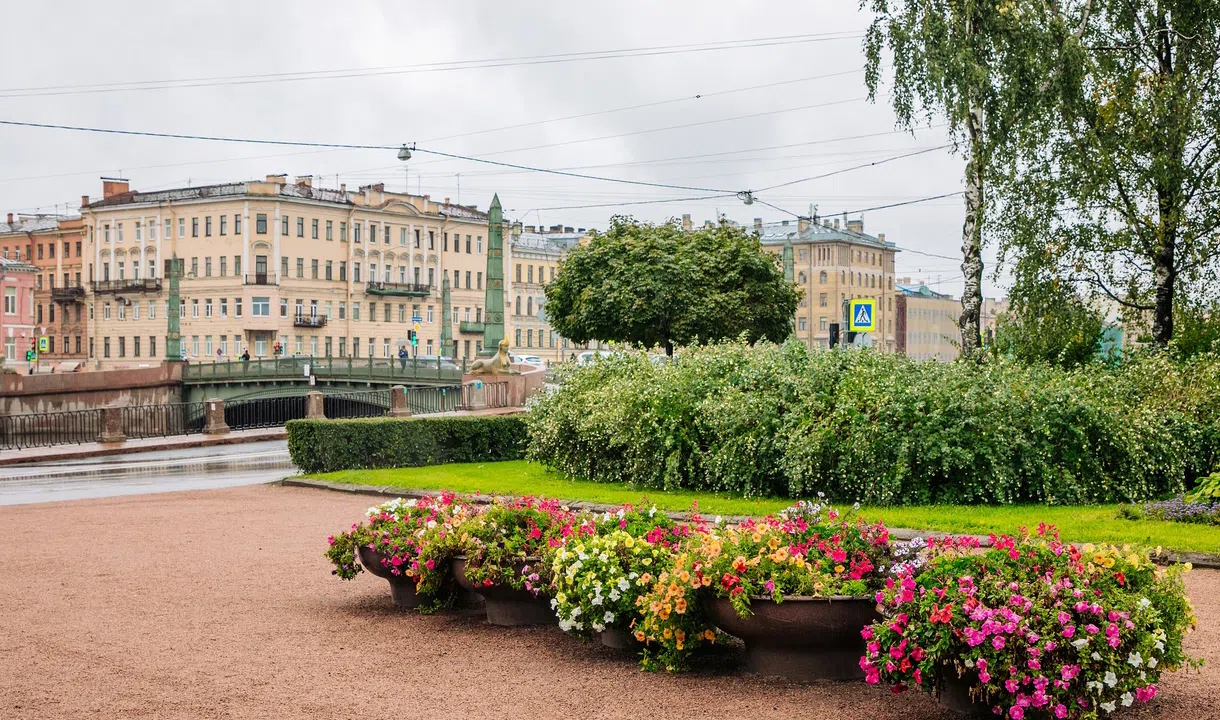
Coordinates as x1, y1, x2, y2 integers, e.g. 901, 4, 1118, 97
0, 32, 863, 98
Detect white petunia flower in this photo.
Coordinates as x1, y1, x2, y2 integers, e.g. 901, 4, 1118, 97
1148, 657, 1158, 668
1092, 652, 1102, 661
604, 611, 615, 624
1121, 693, 1134, 708
649, 506, 657, 517
1127, 651, 1142, 667
592, 596, 603, 606
1138, 597, 1151, 609
618, 578, 630, 591
1072, 638, 1090, 649
1100, 701, 1116, 713
1154, 640, 1165, 652
608, 590, 621, 602
1104, 671, 1118, 687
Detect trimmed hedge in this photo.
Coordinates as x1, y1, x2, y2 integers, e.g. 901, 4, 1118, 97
288, 415, 528, 474
526, 341, 1220, 505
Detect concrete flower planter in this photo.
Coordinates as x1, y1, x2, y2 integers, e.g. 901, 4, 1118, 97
704, 595, 880, 682
452, 556, 554, 626
356, 545, 426, 609
599, 628, 638, 650
937, 668, 991, 717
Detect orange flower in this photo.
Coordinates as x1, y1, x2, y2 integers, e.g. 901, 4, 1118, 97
676, 630, 686, 643
635, 630, 646, 643
701, 575, 712, 587
663, 627, 673, 639
703, 628, 716, 641
733, 556, 748, 573
679, 571, 690, 583
675, 598, 688, 614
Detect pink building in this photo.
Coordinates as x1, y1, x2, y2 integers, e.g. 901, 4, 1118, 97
1, 257, 37, 368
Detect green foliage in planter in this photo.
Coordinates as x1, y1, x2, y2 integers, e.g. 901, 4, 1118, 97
288, 414, 528, 474
527, 341, 1220, 505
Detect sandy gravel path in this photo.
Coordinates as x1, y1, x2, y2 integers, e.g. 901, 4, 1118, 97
2, 483, 1216, 719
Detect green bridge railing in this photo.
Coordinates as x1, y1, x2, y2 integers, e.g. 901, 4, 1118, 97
183, 355, 468, 383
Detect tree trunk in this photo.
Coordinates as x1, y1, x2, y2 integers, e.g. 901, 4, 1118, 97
958, 102, 985, 358
1151, 194, 1176, 345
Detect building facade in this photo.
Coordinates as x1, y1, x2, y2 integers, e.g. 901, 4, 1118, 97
505, 223, 587, 362
752, 215, 899, 351
0, 214, 88, 367
896, 278, 1009, 361
0, 257, 38, 368
81, 175, 499, 370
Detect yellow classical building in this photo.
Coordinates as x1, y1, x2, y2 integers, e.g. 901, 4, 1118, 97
81, 176, 497, 369
506, 223, 589, 363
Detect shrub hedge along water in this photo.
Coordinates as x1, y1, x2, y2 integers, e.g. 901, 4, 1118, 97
525, 342, 1220, 505
288, 415, 528, 474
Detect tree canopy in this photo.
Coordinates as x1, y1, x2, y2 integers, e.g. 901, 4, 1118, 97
544, 217, 801, 355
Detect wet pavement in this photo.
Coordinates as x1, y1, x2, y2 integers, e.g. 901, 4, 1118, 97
0, 440, 294, 505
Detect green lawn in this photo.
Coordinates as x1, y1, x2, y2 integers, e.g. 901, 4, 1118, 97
309, 460, 1220, 555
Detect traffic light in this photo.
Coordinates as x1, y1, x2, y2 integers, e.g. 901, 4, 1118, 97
411, 331, 418, 347
828, 323, 840, 348
273, 342, 282, 355
847, 331, 858, 344
25, 349, 35, 362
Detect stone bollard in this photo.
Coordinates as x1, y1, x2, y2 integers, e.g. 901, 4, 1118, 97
98, 406, 126, 444
305, 391, 325, 419
388, 385, 412, 418
202, 398, 230, 435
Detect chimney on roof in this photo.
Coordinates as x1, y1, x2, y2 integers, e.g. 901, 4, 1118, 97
6, 213, 11, 224
550, 224, 563, 232
781, 219, 789, 226
524, 225, 535, 233
578, 227, 585, 233
564, 226, 573, 233
80, 195, 89, 207
294, 175, 312, 188
847, 219, 864, 233
101, 177, 130, 199
878, 232, 886, 243
340, 183, 346, 193
833, 218, 840, 229
266, 174, 287, 184
798, 217, 810, 232
444, 197, 450, 205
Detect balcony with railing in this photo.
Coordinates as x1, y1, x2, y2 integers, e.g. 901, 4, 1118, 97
294, 314, 327, 328
458, 320, 485, 334
51, 284, 86, 302
365, 281, 430, 297
91, 278, 162, 295
244, 273, 276, 286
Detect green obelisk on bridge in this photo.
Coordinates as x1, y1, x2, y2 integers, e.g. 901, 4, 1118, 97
165, 254, 182, 360
479, 193, 506, 356
441, 270, 453, 359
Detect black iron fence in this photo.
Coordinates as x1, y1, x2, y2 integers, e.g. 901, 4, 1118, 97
226, 396, 308, 430
404, 385, 463, 414
0, 408, 103, 451
325, 390, 392, 419
120, 402, 208, 440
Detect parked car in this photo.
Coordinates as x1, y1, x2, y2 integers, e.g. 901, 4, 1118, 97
576, 350, 616, 365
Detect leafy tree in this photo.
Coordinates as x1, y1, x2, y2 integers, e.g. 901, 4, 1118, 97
993, 0, 1220, 346
544, 217, 800, 355
992, 276, 1106, 368
861, 0, 1063, 358
1170, 298, 1220, 358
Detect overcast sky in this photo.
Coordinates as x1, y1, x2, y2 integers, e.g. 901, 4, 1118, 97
0, 0, 1004, 298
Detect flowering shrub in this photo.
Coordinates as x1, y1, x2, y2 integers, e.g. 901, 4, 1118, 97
551, 530, 674, 638
325, 494, 471, 592
636, 503, 893, 671
861, 526, 1197, 719
454, 496, 580, 594
1121, 497, 1220, 525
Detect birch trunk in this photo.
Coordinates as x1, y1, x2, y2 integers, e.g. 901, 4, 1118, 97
959, 102, 985, 358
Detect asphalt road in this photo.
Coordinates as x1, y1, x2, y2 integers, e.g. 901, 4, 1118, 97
0, 440, 295, 505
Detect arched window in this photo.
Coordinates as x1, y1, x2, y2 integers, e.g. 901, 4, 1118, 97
888, 277, 893, 290
527, 297, 533, 316
819, 270, 827, 284
797, 272, 806, 284
515, 296, 522, 315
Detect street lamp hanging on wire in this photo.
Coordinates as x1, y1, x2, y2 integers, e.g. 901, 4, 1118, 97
398, 144, 412, 194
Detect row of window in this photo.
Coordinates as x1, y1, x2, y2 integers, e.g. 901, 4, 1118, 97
4, 335, 84, 360
98, 215, 483, 253
0, 241, 83, 262
95, 296, 485, 326
34, 303, 84, 325
796, 317, 897, 334
513, 328, 558, 349
793, 270, 893, 291
514, 263, 555, 285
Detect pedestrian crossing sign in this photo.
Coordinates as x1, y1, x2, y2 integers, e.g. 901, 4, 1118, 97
849, 299, 876, 332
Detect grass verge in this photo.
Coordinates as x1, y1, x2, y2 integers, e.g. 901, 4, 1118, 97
308, 460, 1220, 555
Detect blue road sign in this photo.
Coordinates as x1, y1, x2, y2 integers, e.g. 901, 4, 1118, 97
849, 299, 876, 332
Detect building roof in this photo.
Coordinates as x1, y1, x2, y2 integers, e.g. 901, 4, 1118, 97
83, 181, 349, 209
437, 201, 488, 221
511, 231, 584, 255
0, 257, 37, 272
758, 219, 897, 251
896, 282, 952, 299
0, 214, 75, 236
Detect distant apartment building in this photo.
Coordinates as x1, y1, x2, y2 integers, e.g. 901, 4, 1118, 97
895, 278, 1007, 361
506, 223, 588, 362
748, 214, 898, 351
0, 213, 88, 367
80, 175, 497, 370
0, 256, 38, 367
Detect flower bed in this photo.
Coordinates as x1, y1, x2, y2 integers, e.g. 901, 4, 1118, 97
635, 501, 894, 676
860, 525, 1197, 719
